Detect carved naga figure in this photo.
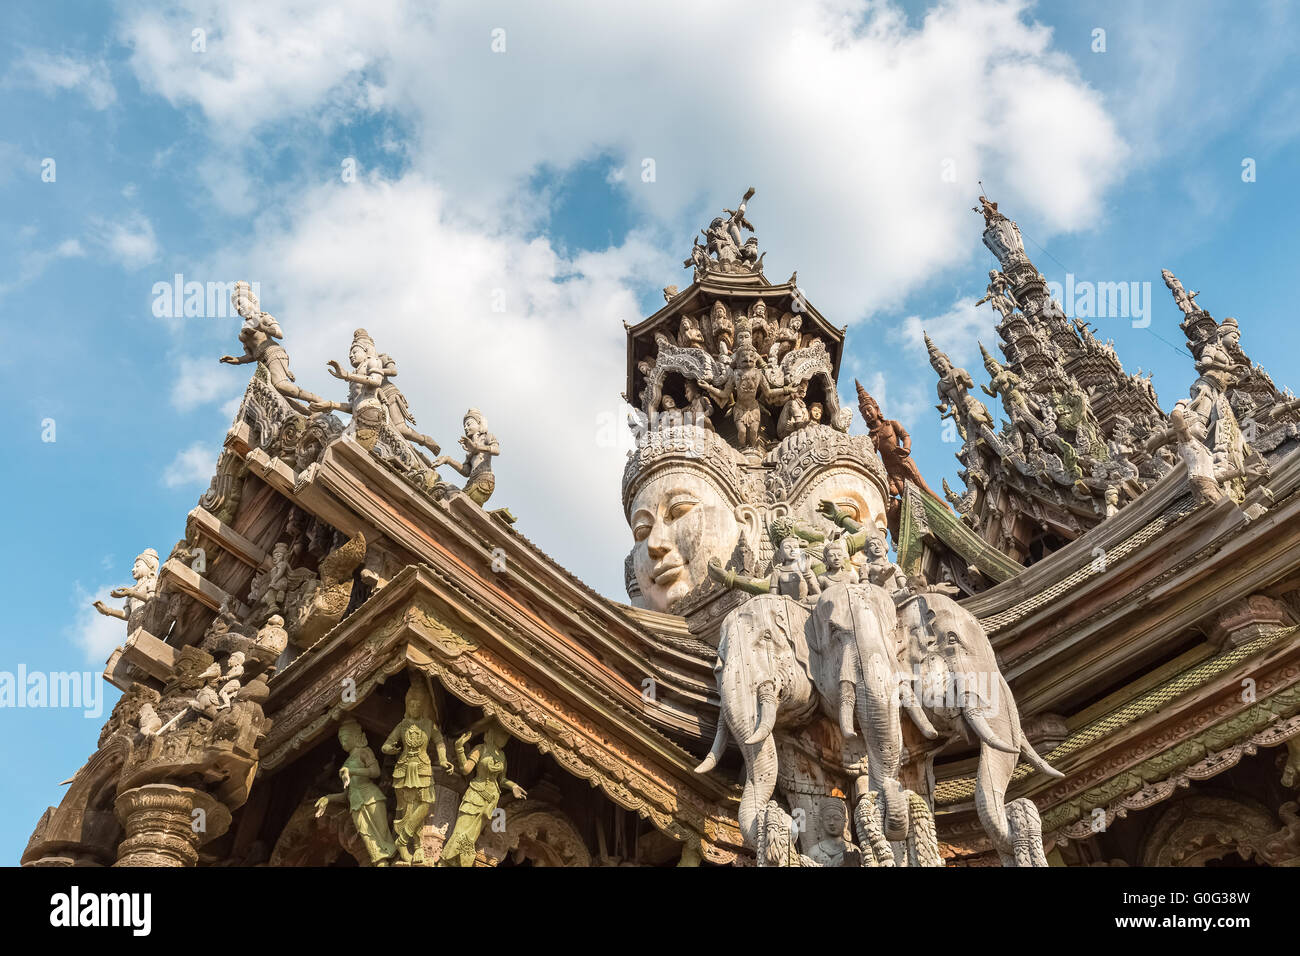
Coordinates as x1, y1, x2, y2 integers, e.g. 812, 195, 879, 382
895, 584, 1063, 866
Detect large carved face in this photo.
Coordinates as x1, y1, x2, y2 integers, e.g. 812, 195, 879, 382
629, 468, 739, 612
791, 469, 888, 541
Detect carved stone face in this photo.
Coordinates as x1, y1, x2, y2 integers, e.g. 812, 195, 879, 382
792, 471, 888, 543
824, 543, 847, 571
629, 469, 739, 612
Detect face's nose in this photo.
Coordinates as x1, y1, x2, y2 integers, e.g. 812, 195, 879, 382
646, 517, 673, 560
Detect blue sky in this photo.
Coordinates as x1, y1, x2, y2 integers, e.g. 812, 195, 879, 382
3, 0, 1299, 863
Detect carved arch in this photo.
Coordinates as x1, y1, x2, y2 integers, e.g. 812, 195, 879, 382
1139, 793, 1277, 867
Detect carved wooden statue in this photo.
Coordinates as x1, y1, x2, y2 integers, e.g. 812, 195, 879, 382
438, 720, 527, 867
381, 682, 452, 865
314, 718, 396, 866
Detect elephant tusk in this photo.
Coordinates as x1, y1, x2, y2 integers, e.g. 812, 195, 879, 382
899, 683, 939, 739
694, 714, 730, 774
1020, 740, 1065, 779
965, 710, 1020, 754
745, 681, 778, 745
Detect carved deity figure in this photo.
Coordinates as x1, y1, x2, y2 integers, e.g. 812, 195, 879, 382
802, 800, 861, 868
979, 344, 1040, 437
1145, 402, 1238, 506
92, 549, 160, 634
702, 187, 758, 267
695, 346, 790, 451
438, 721, 527, 867
813, 500, 904, 587
855, 381, 944, 503
376, 353, 443, 460
433, 408, 499, 505
315, 719, 396, 866
381, 682, 452, 865
973, 193, 1007, 227
925, 334, 994, 440
707, 522, 821, 602
249, 542, 291, 618
816, 537, 859, 589
975, 270, 1019, 319
1162, 268, 1201, 318
769, 313, 801, 365
682, 380, 715, 432
1190, 318, 1246, 413
708, 300, 734, 356
220, 281, 326, 411
310, 329, 387, 438
677, 314, 706, 351
777, 379, 811, 438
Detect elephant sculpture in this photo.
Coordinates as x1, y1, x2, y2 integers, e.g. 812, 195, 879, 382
809, 582, 938, 841
694, 594, 817, 849
896, 588, 1064, 866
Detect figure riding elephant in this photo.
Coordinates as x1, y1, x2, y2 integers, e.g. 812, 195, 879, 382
694, 594, 817, 849
896, 588, 1064, 866
809, 581, 937, 841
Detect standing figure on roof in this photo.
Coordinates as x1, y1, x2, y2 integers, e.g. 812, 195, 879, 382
310, 328, 387, 439
376, 352, 443, 460
434, 408, 500, 505
855, 380, 945, 504
924, 333, 994, 440
220, 281, 327, 413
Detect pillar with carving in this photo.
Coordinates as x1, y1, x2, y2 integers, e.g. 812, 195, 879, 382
114, 783, 232, 867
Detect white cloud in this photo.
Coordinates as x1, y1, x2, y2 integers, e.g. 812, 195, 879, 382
71, 585, 129, 663
891, 295, 989, 370
115, 0, 1136, 598
0, 236, 86, 298
171, 355, 241, 412
92, 213, 159, 269
163, 441, 218, 487
10, 50, 116, 109
198, 175, 666, 595
120, 0, 1128, 320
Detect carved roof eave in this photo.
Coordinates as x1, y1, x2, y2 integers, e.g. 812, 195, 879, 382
963, 448, 1300, 717
895, 482, 1023, 584
932, 622, 1300, 853
624, 275, 844, 400
260, 562, 744, 860
261, 436, 721, 733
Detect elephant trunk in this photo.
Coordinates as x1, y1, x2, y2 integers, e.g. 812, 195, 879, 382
839, 680, 856, 738
736, 734, 779, 849
856, 674, 908, 841
745, 680, 778, 745
973, 741, 1022, 857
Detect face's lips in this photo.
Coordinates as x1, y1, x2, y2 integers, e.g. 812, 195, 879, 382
651, 560, 685, 586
